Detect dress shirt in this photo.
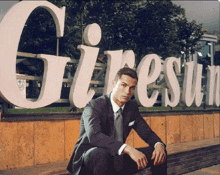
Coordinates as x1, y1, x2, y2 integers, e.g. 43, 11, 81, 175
110, 94, 164, 155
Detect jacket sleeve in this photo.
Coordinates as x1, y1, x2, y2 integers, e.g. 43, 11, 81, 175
132, 105, 166, 148
82, 104, 123, 156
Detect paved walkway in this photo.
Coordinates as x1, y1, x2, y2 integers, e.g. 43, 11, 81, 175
0, 161, 70, 175
0, 162, 219, 175
184, 164, 220, 175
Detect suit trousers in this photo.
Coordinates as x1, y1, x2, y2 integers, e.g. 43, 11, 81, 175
80, 146, 167, 175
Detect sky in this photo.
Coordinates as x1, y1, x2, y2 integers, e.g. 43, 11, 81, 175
0, 0, 219, 32
0, 1, 17, 20
172, 0, 220, 32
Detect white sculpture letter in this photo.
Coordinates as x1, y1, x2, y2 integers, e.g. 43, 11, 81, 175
69, 23, 101, 108
103, 50, 135, 94
121, 50, 135, 68
182, 62, 203, 107
162, 57, 181, 107
206, 66, 220, 106
37, 55, 70, 107
134, 54, 161, 107
0, 1, 66, 108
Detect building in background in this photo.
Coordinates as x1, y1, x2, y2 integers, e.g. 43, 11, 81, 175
184, 34, 218, 67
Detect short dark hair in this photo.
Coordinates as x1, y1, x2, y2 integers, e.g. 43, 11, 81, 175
115, 67, 138, 82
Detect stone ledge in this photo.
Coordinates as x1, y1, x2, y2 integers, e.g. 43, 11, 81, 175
166, 137, 220, 154
136, 137, 220, 175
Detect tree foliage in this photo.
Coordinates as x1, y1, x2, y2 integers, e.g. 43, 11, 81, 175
18, 0, 204, 68
177, 18, 204, 61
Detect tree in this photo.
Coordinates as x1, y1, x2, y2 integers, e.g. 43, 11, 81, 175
133, 0, 184, 61
17, 0, 204, 72
177, 19, 204, 61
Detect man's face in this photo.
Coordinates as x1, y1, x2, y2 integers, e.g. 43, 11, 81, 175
112, 74, 137, 107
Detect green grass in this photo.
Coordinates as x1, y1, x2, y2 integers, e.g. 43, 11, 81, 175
2, 105, 219, 114
4, 106, 72, 114
139, 106, 220, 111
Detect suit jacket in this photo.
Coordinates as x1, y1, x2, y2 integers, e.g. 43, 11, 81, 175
67, 94, 164, 175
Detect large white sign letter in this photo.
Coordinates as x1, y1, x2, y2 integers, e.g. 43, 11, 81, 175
103, 50, 135, 94
69, 23, 101, 108
162, 57, 181, 107
69, 45, 99, 108
206, 66, 220, 106
182, 62, 203, 107
134, 54, 161, 107
0, 1, 66, 108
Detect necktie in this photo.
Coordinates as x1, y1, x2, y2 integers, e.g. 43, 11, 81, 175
114, 108, 123, 142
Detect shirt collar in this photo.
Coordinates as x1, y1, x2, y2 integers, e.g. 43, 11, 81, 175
110, 93, 125, 113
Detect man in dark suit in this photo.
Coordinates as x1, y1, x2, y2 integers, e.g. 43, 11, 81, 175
67, 67, 167, 175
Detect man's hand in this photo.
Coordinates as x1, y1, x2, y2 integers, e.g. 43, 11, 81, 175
151, 143, 166, 166
123, 145, 148, 170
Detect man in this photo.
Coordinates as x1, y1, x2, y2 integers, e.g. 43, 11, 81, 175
67, 67, 167, 175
